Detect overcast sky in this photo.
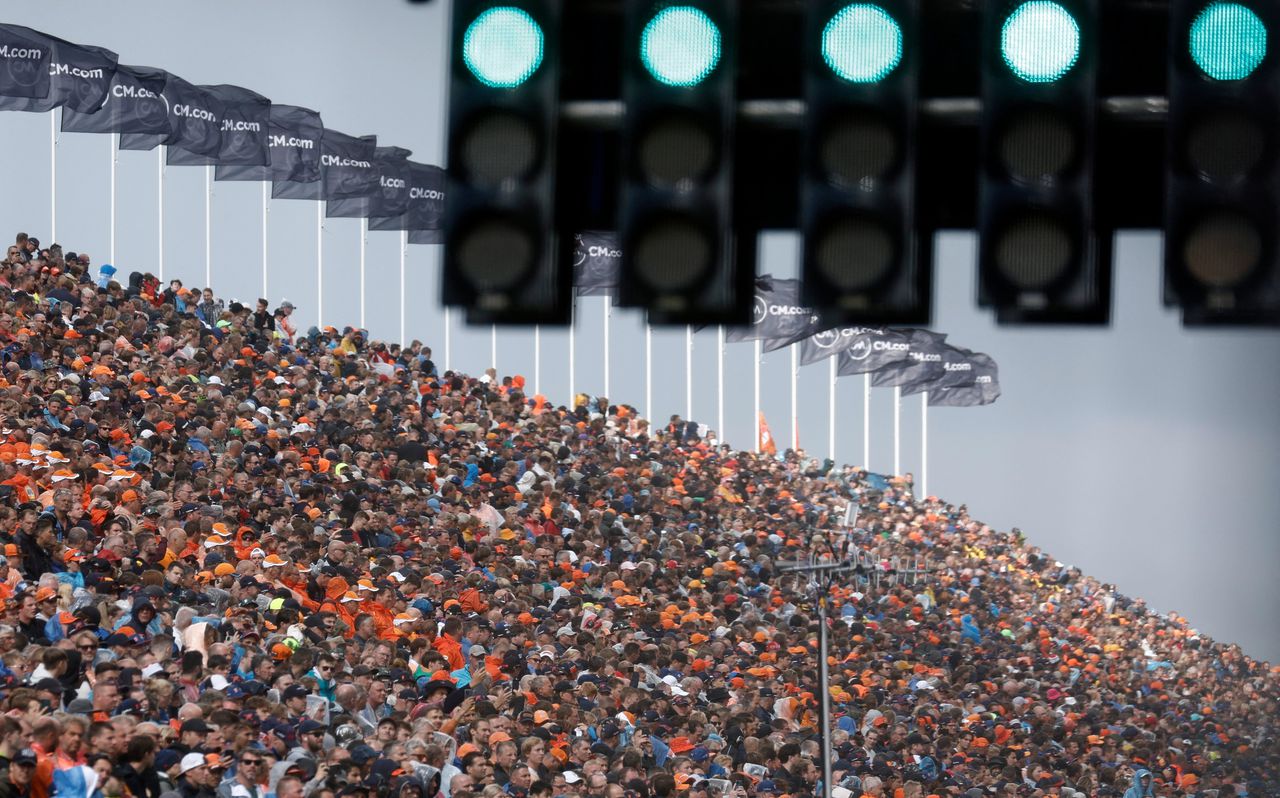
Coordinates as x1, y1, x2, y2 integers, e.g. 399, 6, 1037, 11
1, 0, 1277, 661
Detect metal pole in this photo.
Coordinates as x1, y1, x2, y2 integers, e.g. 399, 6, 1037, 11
685, 325, 693, 420
205, 165, 212, 289
50, 112, 56, 244
863, 374, 871, 468
316, 201, 322, 328
359, 218, 368, 329
645, 324, 652, 421
893, 386, 901, 476
262, 182, 269, 299
490, 324, 497, 373
158, 146, 165, 281
534, 325, 541, 396
444, 306, 452, 371
828, 356, 837, 464
754, 339, 762, 453
921, 392, 928, 498
818, 578, 833, 798
399, 230, 407, 345
716, 326, 724, 446
791, 343, 799, 451
603, 300, 610, 399
569, 298, 576, 405
110, 134, 117, 266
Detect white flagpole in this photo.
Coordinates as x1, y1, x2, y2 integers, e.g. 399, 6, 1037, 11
316, 201, 323, 328
863, 373, 871, 468
534, 324, 541, 396
50, 112, 56, 244
893, 385, 901, 476
716, 326, 724, 446
205, 165, 212, 288
444, 306, 452, 371
603, 300, 611, 399
261, 182, 269, 299
158, 146, 166, 281
685, 325, 693, 420
109, 134, 117, 265
829, 356, 837, 463
790, 343, 799, 451
399, 231, 407, 345
921, 391, 929, 498
490, 324, 497, 373
359, 218, 368, 329
645, 324, 652, 421
754, 339, 762, 453
569, 298, 576, 404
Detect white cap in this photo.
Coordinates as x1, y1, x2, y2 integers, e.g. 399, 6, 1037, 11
179, 753, 207, 775
563, 772, 582, 785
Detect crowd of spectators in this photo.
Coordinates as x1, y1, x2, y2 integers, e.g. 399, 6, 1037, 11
0, 229, 1273, 798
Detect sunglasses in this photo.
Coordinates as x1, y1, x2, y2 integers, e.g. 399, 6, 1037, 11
240, 759, 262, 766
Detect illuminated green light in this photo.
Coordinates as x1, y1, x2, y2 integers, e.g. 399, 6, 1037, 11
641, 6, 722, 87
463, 6, 545, 88
822, 4, 904, 83
1190, 2, 1267, 80
1000, 1, 1081, 83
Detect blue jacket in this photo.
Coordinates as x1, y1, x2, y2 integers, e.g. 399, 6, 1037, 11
1123, 769, 1155, 798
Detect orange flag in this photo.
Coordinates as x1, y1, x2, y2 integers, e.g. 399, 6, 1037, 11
758, 412, 777, 456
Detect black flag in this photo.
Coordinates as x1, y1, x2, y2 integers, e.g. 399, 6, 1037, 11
216, 104, 323, 183
119, 75, 222, 159
61, 64, 169, 135
273, 129, 375, 201
0, 25, 53, 101
725, 276, 821, 351
869, 331, 951, 389
836, 328, 916, 376
369, 162, 446, 243
799, 325, 891, 365
572, 231, 622, 297
902, 348, 996, 397
0, 33, 116, 113
327, 146, 411, 218
167, 85, 270, 166
928, 357, 1001, 407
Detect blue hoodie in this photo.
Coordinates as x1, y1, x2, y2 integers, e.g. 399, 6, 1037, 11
1123, 769, 1155, 798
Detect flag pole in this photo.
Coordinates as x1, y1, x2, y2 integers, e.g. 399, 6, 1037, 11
399, 230, 407, 346
444, 306, 452, 371
863, 373, 870, 468
50, 112, 56, 244
569, 297, 576, 405
790, 343, 799, 451
921, 391, 929, 498
359, 218, 367, 329
603, 299, 611, 399
316, 201, 323, 328
828, 355, 836, 464
754, 339, 762, 453
158, 146, 166, 281
490, 324, 497, 374
685, 325, 693, 420
109, 134, 117, 266
645, 323, 652, 421
716, 325, 724, 446
893, 386, 901, 476
205, 165, 212, 289
534, 324, 541, 395
261, 182, 269, 299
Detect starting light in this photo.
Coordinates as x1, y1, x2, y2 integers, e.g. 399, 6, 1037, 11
463, 6, 546, 88
822, 4, 904, 84
1000, 1, 1082, 83
641, 6, 723, 88
1189, 2, 1267, 81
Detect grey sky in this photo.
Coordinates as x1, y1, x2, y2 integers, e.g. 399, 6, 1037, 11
1, 0, 1278, 661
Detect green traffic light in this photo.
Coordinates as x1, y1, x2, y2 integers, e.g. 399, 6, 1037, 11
463, 6, 545, 88
822, 4, 904, 83
1190, 2, 1267, 81
641, 6, 723, 87
1000, 1, 1081, 83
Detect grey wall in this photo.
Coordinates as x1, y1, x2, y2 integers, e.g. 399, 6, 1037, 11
1, 1, 1277, 661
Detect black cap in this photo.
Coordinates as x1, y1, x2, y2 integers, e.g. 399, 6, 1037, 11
283, 684, 310, 701
180, 719, 211, 734
13, 749, 36, 766
297, 719, 327, 735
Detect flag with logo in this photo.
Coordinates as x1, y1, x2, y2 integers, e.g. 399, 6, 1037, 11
869, 330, 950, 389
369, 162, 446, 244
61, 64, 169, 135
119, 74, 222, 159
0, 31, 116, 114
216, 104, 323, 183
273, 128, 376, 201
928, 356, 1001, 407
758, 412, 777, 457
799, 326, 893, 366
573, 231, 622, 297
725, 276, 822, 351
0, 24, 53, 101
167, 84, 270, 166
835, 328, 917, 376
902, 348, 996, 396
327, 145, 411, 218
